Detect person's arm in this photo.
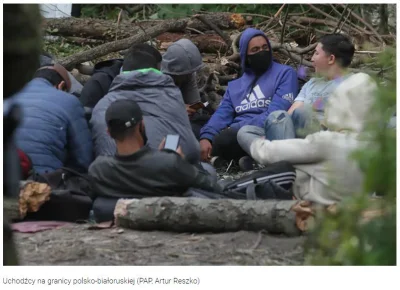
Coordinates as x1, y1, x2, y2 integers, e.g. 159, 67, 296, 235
287, 78, 310, 114
232, 69, 299, 129
180, 73, 201, 105
67, 99, 94, 172
199, 89, 235, 142
288, 101, 304, 115
249, 131, 328, 165
160, 151, 217, 192
79, 76, 106, 108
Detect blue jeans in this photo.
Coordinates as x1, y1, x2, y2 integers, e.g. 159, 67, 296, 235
237, 108, 316, 155
264, 107, 313, 141
237, 125, 265, 156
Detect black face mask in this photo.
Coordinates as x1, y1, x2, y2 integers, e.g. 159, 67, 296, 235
247, 50, 272, 76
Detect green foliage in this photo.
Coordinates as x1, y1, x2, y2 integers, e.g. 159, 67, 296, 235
79, 4, 303, 23
43, 40, 85, 58
305, 47, 396, 265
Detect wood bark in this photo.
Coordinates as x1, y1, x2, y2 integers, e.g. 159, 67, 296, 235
3, 197, 21, 222
114, 197, 313, 236
59, 19, 188, 71
157, 32, 229, 53
43, 13, 245, 42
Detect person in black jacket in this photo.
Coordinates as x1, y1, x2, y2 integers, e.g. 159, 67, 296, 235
79, 58, 123, 108
89, 99, 219, 222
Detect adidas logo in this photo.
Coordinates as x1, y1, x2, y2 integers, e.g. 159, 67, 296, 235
235, 85, 271, 113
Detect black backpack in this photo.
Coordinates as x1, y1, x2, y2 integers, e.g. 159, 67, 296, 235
25, 167, 94, 222
186, 161, 296, 200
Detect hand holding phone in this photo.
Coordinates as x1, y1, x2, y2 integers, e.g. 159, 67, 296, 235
189, 101, 209, 111
164, 134, 180, 151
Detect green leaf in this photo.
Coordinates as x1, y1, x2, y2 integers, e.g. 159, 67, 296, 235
149, 13, 159, 19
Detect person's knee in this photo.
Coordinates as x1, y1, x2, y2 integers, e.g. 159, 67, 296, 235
264, 110, 290, 129
266, 110, 290, 124
291, 106, 308, 119
238, 125, 264, 140
238, 125, 256, 136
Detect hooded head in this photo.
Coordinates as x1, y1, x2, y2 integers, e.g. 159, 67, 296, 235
324, 73, 377, 133
239, 28, 273, 76
161, 39, 204, 76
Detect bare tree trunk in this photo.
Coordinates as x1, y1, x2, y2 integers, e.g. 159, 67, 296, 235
115, 197, 313, 236
378, 4, 389, 35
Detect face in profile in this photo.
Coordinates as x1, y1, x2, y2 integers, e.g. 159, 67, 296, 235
311, 43, 335, 76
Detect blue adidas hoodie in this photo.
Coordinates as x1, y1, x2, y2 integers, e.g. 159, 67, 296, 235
200, 28, 298, 141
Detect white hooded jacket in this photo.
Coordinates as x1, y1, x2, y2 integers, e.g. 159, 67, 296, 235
249, 73, 377, 205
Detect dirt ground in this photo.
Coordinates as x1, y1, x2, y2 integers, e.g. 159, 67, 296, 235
14, 224, 306, 265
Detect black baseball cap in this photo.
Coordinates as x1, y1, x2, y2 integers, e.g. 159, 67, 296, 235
105, 99, 143, 129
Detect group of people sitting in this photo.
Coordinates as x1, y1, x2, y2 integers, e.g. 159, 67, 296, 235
7, 27, 387, 221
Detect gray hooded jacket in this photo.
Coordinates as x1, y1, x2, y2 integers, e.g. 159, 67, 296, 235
90, 68, 200, 163
161, 39, 204, 104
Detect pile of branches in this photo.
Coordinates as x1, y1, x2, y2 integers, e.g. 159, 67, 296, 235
43, 4, 396, 108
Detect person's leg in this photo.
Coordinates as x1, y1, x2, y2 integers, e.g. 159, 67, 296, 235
199, 162, 217, 184
264, 110, 296, 140
190, 114, 211, 140
291, 106, 320, 138
237, 125, 266, 171
211, 128, 247, 161
237, 125, 265, 156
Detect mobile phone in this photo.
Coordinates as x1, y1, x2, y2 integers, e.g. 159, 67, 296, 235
189, 101, 209, 111
164, 135, 180, 151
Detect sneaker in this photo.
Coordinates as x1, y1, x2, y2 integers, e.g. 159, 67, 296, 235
238, 156, 255, 172
211, 156, 229, 169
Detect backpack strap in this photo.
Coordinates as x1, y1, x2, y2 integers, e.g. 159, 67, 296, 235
245, 183, 258, 200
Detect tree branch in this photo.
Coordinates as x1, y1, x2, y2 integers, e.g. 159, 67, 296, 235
59, 19, 188, 70
194, 14, 232, 48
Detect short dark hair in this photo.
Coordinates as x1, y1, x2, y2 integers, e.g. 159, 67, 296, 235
33, 68, 64, 87
319, 34, 355, 68
123, 50, 158, 71
122, 43, 162, 71
108, 119, 137, 142
129, 43, 162, 63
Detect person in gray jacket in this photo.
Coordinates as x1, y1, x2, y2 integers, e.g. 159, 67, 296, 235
90, 99, 218, 222
90, 44, 201, 163
161, 39, 210, 139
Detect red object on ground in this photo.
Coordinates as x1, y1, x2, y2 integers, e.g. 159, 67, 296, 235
11, 221, 73, 233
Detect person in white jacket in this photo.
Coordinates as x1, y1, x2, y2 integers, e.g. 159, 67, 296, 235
237, 73, 377, 205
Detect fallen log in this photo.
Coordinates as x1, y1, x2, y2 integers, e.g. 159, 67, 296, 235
157, 32, 229, 53
114, 197, 313, 236
43, 13, 246, 42
59, 19, 188, 71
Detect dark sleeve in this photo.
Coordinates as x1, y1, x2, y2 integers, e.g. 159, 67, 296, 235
180, 73, 201, 104
160, 151, 217, 192
80, 74, 111, 108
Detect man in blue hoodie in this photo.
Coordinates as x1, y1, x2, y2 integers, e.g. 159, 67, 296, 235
199, 28, 298, 167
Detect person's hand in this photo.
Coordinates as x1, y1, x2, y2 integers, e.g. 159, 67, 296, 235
176, 146, 185, 159
158, 138, 166, 150
159, 138, 185, 158
185, 104, 197, 117
199, 139, 212, 162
